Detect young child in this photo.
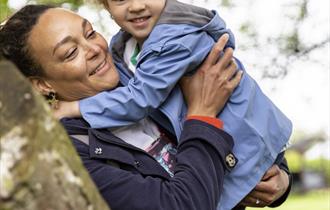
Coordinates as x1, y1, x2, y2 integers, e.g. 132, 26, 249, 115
61, 0, 292, 209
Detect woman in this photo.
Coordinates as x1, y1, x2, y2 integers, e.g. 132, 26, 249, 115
0, 5, 290, 210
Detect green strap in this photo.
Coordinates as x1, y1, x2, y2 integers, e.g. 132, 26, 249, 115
130, 44, 140, 66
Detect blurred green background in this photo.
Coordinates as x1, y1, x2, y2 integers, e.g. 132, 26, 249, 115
248, 190, 330, 210
1, 0, 329, 209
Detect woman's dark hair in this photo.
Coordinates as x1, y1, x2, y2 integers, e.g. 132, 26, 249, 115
0, 5, 55, 77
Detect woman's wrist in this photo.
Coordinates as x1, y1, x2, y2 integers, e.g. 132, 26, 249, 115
187, 107, 217, 118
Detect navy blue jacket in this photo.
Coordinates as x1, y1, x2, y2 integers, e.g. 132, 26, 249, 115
61, 118, 236, 210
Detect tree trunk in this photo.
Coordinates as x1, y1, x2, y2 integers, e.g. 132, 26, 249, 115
0, 61, 111, 210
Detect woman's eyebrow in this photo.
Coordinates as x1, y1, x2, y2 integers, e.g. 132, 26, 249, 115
52, 19, 89, 55
53, 36, 73, 55
82, 18, 88, 30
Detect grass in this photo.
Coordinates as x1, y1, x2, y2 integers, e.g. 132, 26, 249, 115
247, 189, 330, 210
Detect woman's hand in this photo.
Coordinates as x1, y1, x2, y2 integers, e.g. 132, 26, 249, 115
180, 34, 242, 117
238, 165, 290, 207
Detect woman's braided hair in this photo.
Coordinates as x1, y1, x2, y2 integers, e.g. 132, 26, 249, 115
0, 5, 54, 77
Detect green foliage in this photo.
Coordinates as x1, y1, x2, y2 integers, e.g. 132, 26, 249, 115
298, 0, 308, 20
221, 0, 233, 7
239, 22, 257, 38
305, 158, 330, 185
286, 146, 330, 185
285, 151, 304, 173
35, 0, 84, 10
284, 31, 301, 54
0, 0, 11, 22
248, 190, 330, 210
277, 0, 312, 56
277, 30, 303, 55
0, 0, 84, 22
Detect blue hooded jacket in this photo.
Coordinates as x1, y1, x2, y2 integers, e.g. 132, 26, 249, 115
79, 0, 292, 209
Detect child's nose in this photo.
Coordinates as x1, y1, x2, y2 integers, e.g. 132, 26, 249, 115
128, 0, 146, 13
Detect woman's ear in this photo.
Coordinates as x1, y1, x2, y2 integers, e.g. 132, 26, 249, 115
29, 77, 54, 95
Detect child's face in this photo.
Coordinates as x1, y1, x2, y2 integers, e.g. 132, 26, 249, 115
106, 0, 166, 45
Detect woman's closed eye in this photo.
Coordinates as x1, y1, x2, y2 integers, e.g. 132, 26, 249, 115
110, 0, 126, 5
86, 30, 96, 39
64, 47, 77, 60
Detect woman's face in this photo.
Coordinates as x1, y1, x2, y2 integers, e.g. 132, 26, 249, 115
28, 8, 119, 101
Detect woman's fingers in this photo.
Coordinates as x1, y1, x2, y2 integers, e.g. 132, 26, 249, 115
216, 58, 241, 87
203, 34, 229, 67
240, 195, 267, 207
228, 70, 243, 89
239, 188, 272, 207
216, 47, 234, 70
261, 164, 281, 181
218, 59, 236, 81
182, 34, 242, 117
240, 182, 279, 207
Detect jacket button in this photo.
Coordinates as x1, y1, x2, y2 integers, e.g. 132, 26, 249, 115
95, 147, 102, 155
225, 153, 236, 168
134, 160, 141, 167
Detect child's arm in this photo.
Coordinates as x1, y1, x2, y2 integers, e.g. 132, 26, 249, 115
53, 101, 80, 119
79, 34, 233, 128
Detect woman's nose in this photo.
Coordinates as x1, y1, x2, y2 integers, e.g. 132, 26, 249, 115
85, 43, 101, 60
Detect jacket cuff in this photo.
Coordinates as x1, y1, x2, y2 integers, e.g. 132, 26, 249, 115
180, 119, 237, 171
186, 115, 223, 129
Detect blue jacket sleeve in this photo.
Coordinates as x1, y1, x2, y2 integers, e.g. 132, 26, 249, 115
72, 120, 235, 210
79, 33, 215, 128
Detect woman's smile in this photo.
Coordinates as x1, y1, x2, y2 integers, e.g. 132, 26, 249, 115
90, 59, 107, 76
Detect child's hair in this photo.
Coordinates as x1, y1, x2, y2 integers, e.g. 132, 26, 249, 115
0, 5, 54, 77
96, 0, 109, 9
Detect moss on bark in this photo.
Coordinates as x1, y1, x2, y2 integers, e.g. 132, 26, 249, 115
0, 61, 110, 210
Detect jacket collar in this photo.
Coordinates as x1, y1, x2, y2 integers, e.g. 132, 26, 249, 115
62, 117, 171, 179
60, 117, 90, 135
61, 117, 150, 153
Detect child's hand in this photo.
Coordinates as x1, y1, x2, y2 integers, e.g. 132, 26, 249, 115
52, 101, 81, 119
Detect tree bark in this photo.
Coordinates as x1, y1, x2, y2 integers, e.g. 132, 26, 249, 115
0, 61, 111, 210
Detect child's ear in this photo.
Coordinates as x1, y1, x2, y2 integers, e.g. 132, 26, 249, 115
29, 77, 54, 96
